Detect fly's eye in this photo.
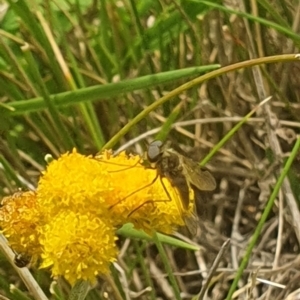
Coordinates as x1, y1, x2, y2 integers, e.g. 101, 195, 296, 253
147, 140, 163, 162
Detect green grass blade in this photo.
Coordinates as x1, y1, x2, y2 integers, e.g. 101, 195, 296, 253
103, 54, 300, 150
196, 1, 300, 42
200, 97, 271, 166
8, 65, 219, 116
117, 223, 199, 251
153, 231, 181, 300
225, 136, 300, 299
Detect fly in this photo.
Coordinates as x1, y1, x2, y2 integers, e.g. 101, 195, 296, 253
147, 140, 216, 235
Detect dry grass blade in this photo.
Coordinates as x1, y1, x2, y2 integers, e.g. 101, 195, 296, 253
0, 235, 47, 300
196, 239, 230, 300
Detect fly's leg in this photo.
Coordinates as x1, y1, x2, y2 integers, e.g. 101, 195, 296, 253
127, 176, 172, 217
109, 172, 159, 209
95, 156, 143, 173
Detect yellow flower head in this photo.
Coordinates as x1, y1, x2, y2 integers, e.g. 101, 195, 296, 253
37, 149, 113, 219
0, 191, 41, 257
96, 150, 194, 234
39, 210, 117, 285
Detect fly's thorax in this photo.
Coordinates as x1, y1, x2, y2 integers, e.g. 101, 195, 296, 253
160, 156, 169, 174
166, 152, 182, 172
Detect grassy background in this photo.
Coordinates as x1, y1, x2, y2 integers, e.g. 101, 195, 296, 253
1, 0, 300, 299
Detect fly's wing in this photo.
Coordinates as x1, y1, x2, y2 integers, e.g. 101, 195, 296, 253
161, 150, 191, 210
183, 205, 199, 236
166, 174, 190, 210
178, 154, 216, 191
165, 177, 199, 236
193, 188, 213, 221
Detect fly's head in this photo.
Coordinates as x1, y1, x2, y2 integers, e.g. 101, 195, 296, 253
147, 140, 164, 164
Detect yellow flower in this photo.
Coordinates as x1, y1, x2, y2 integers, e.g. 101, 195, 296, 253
1, 148, 196, 285
36, 149, 119, 284
37, 149, 113, 220
96, 150, 194, 234
39, 210, 117, 285
0, 191, 41, 258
